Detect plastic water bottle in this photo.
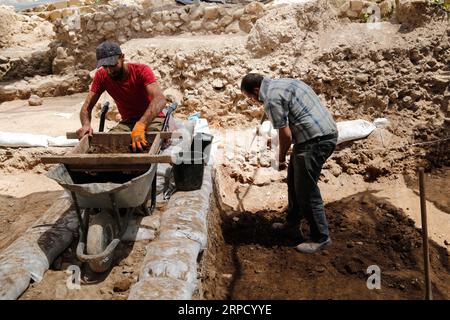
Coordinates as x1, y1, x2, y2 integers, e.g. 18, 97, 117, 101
188, 112, 201, 121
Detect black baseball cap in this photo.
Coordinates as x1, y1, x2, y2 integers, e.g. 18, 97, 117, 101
96, 41, 122, 68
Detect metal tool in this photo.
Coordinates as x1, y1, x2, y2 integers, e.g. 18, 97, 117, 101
98, 101, 110, 132
248, 113, 267, 151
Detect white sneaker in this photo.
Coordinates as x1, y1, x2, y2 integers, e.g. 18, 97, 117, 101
296, 238, 331, 254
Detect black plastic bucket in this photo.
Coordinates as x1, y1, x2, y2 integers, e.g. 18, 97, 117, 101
191, 132, 214, 164
173, 151, 205, 191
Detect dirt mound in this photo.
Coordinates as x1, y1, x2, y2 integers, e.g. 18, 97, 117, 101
247, 0, 336, 57
202, 192, 450, 299
0, 191, 63, 251
0, 147, 68, 174
395, 0, 449, 29
0, 6, 21, 48
0, 5, 54, 49
301, 21, 450, 177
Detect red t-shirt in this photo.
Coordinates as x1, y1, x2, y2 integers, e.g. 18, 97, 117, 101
90, 63, 157, 120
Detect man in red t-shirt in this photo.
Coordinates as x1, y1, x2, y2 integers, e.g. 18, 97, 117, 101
76, 41, 166, 152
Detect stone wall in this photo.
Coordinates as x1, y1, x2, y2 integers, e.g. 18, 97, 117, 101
0, 70, 90, 102
37, 1, 267, 69
337, 0, 396, 20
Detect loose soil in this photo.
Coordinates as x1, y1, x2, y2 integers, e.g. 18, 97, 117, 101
404, 167, 450, 214
201, 192, 450, 300
88, 144, 150, 154
0, 190, 64, 251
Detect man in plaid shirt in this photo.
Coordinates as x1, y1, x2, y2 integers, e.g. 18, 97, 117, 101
241, 73, 338, 253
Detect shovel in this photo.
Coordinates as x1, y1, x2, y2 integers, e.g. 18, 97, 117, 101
248, 112, 267, 151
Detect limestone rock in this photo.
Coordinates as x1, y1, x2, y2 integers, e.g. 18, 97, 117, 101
52, 47, 75, 75
188, 20, 202, 31
239, 15, 254, 34
189, 7, 203, 20
212, 79, 225, 89
356, 73, 369, 84
203, 6, 219, 20
225, 20, 240, 34
103, 21, 116, 32
246, 10, 298, 55
350, 0, 363, 12
0, 85, 18, 102
28, 94, 43, 106
218, 15, 233, 28
131, 18, 141, 31
244, 2, 265, 16
141, 19, 153, 32
164, 88, 183, 105
233, 8, 245, 19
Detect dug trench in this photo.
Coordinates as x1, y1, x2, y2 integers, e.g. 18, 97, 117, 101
200, 190, 450, 300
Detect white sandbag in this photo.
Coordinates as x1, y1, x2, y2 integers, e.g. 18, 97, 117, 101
139, 239, 201, 284
158, 207, 208, 248
0, 195, 78, 300
336, 119, 376, 144
0, 265, 31, 300
158, 166, 213, 248
128, 277, 194, 300
258, 118, 386, 145
373, 118, 389, 128
47, 136, 78, 147
0, 132, 49, 147
0, 132, 78, 147
122, 215, 158, 242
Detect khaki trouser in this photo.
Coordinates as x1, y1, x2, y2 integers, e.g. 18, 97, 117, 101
108, 117, 165, 133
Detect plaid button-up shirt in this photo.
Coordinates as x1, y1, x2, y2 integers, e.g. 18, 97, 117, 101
259, 77, 337, 144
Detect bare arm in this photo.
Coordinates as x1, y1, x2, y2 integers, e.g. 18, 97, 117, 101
139, 82, 167, 127
80, 91, 101, 126
278, 126, 292, 164
76, 91, 101, 139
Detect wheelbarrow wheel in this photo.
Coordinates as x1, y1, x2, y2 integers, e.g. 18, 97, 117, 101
86, 210, 117, 273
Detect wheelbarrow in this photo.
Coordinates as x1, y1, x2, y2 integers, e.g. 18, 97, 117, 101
42, 103, 178, 273
46, 163, 158, 272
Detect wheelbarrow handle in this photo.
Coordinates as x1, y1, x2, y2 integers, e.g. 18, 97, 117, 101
162, 102, 177, 132
99, 101, 110, 132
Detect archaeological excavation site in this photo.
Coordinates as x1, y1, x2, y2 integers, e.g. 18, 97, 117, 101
0, 0, 449, 302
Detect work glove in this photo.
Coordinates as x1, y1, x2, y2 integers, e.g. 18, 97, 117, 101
131, 121, 149, 152
76, 125, 93, 140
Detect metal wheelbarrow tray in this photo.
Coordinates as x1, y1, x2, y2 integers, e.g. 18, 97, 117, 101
41, 131, 174, 272
43, 132, 173, 208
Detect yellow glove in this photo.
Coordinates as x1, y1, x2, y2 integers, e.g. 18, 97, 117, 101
131, 121, 149, 152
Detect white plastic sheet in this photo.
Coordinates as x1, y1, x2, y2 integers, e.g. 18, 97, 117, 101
0, 132, 49, 147
0, 132, 78, 147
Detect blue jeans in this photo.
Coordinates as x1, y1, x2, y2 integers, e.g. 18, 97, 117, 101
286, 133, 338, 242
